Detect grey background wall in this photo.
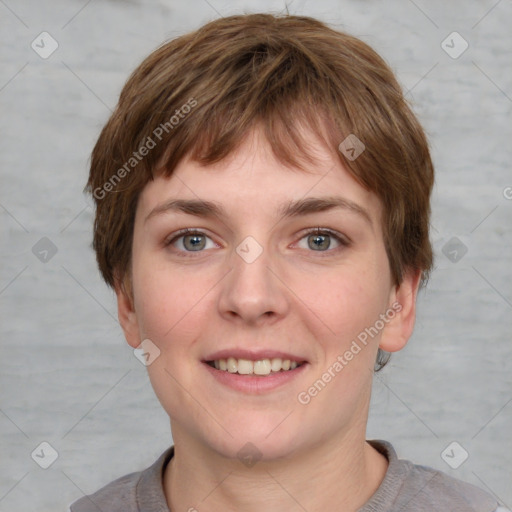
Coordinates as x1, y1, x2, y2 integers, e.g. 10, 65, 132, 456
1, 0, 511, 510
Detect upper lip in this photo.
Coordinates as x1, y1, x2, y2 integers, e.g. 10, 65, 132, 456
204, 349, 307, 363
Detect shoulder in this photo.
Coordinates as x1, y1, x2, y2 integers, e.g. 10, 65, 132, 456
69, 471, 141, 512
363, 440, 503, 512
396, 460, 499, 510
68, 447, 174, 512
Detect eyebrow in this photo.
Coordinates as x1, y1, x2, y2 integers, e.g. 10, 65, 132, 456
145, 196, 373, 226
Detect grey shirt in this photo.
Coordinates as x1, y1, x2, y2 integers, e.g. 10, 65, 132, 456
69, 440, 504, 511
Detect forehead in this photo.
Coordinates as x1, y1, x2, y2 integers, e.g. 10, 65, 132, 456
137, 126, 382, 227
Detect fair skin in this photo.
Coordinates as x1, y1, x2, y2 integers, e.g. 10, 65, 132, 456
116, 125, 421, 511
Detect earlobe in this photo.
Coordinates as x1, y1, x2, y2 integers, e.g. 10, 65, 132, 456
378, 268, 422, 353
115, 277, 141, 349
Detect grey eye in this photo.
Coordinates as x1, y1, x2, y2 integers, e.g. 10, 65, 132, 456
296, 229, 346, 252
183, 234, 207, 251
307, 233, 331, 251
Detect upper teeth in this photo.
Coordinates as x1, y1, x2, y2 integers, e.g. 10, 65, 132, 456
212, 357, 299, 375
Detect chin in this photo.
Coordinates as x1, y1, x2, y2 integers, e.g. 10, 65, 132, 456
211, 433, 305, 463
182, 413, 309, 463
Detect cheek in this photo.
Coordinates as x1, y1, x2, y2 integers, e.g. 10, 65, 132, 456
293, 261, 389, 346
131, 255, 222, 356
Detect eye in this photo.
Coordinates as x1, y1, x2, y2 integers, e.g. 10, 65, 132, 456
296, 228, 349, 252
165, 229, 217, 253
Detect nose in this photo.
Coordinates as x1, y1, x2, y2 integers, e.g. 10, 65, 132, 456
217, 240, 289, 326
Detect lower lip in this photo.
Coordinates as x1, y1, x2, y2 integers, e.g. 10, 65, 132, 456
203, 362, 308, 394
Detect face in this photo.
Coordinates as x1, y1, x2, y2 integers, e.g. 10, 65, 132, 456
118, 126, 419, 461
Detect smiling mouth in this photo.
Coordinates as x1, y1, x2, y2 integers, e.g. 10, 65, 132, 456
206, 357, 305, 376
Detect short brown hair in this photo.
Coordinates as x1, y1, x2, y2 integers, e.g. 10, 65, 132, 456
87, 13, 434, 301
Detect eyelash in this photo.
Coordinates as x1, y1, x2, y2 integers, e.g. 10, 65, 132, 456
164, 227, 350, 256
298, 227, 351, 253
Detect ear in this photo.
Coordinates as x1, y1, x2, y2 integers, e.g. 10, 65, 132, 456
379, 268, 422, 353
115, 275, 141, 349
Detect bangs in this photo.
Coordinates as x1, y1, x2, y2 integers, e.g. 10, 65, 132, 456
156, 101, 348, 179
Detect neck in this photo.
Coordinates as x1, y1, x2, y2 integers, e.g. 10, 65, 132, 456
163, 425, 388, 512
